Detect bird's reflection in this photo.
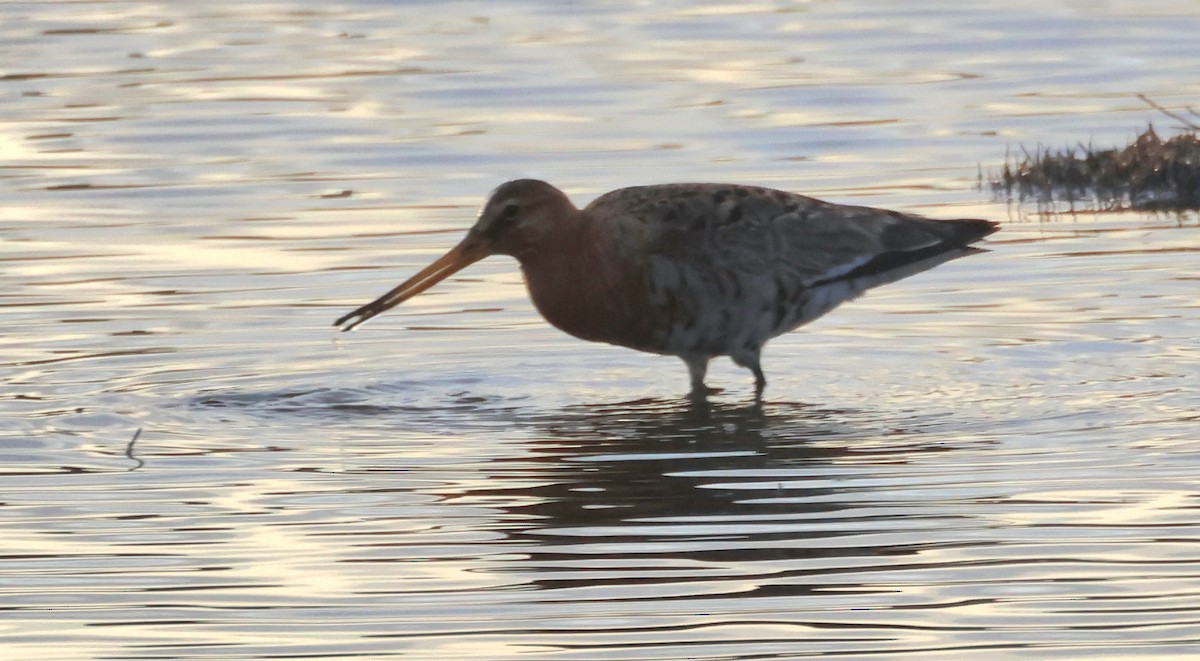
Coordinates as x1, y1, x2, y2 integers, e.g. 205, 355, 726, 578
459, 396, 968, 596
483, 397, 875, 522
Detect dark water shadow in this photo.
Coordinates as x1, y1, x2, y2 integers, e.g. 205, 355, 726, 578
454, 396, 986, 597
484, 394, 966, 516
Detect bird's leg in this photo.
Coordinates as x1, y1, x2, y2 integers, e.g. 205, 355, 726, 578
732, 349, 767, 400
682, 354, 710, 400
752, 368, 766, 400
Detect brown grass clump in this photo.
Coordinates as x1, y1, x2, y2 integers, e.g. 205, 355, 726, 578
989, 98, 1200, 212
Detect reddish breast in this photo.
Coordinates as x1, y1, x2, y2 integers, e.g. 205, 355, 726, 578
518, 217, 660, 351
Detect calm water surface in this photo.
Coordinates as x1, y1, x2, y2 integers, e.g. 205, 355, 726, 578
2, 1, 1199, 659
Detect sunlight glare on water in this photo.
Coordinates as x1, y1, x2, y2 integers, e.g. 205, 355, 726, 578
2, 1, 1199, 659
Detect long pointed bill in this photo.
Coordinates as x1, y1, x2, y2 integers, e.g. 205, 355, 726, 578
334, 236, 490, 332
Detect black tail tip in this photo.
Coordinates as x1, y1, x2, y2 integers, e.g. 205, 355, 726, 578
953, 217, 1000, 243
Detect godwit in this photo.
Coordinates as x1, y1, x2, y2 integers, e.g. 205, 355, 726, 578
335, 180, 997, 398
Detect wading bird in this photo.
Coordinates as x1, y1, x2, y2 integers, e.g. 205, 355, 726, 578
335, 179, 997, 398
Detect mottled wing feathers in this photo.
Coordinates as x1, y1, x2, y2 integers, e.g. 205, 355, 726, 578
585, 183, 997, 289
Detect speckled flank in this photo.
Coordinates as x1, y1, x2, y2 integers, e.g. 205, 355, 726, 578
336, 179, 998, 397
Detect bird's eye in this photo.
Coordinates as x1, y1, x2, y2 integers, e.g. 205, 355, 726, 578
501, 203, 519, 220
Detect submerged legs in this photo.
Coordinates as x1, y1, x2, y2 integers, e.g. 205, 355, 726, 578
682, 354, 710, 399
682, 350, 767, 400
732, 348, 766, 400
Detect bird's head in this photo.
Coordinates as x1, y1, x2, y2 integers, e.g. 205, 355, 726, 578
467, 179, 576, 259
333, 179, 576, 331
